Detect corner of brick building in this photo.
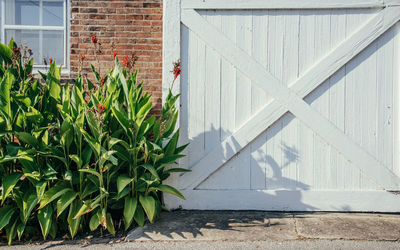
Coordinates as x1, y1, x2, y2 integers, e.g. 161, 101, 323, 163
69, 0, 163, 115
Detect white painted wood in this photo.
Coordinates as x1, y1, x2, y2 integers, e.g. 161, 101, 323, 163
250, 11, 269, 189
328, 11, 347, 190
164, 4, 400, 211
179, 8, 399, 191
162, 0, 182, 191
384, 0, 400, 6
177, 25, 190, 172
204, 11, 221, 153
165, 190, 400, 212
393, 22, 400, 176
162, 0, 181, 100
179, 7, 400, 190
198, 147, 251, 189
182, 0, 385, 10
187, 31, 206, 166
235, 12, 252, 128
220, 13, 236, 141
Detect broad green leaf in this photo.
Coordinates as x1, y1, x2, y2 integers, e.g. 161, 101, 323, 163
6, 143, 19, 156
69, 154, 82, 168
17, 223, 25, 241
156, 154, 185, 169
124, 197, 137, 230
91, 64, 100, 82
165, 130, 179, 156
116, 186, 130, 200
139, 195, 156, 223
2, 173, 23, 204
0, 43, 12, 63
57, 190, 78, 217
37, 205, 53, 240
0, 206, 16, 230
99, 150, 118, 166
109, 137, 131, 152
111, 107, 131, 135
141, 164, 160, 180
81, 181, 97, 199
25, 106, 43, 122
136, 99, 152, 126
16, 132, 40, 148
134, 205, 145, 227
22, 192, 38, 223
118, 73, 130, 112
81, 129, 101, 158
117, 174, 132, 194
149, 184, 185, 200
14, 94, 31, 107
39, 183, 71, 209
175, 143, 189, 154
48, 64, 61, 102
72, 85, 84, 109
153, 119, 161, 142
36, 181, 47, 201
89, 211, 100, 231
74, 197, 100, 219
0, 71, 14, 129
106, 213, 115, 235
67, 200, 81, 239
6, 219, 17, 246
86, 112, 100, 140
60, 120, 73, 149
79, 168, 101, 180
49, 219, 57, 239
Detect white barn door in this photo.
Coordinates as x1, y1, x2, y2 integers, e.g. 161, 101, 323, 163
163, 0, 400, 211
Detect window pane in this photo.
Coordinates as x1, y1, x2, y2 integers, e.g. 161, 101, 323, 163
5, 0, 40, 25
5, 29, 41, 63
5, 30, 64, 65
42, 30, 64, 64
43, 0, 64, 26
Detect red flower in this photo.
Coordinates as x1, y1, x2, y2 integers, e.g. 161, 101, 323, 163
122, 55, 129, 67
91, 34, 98, 44
49, 58, 53, 64
172, 59, 181, 80
81, 55, 86, 61
113, 52, 117, 59
97, 103, 106, 112
173, 66, 181, 79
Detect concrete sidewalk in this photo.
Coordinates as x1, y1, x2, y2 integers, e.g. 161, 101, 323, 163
3, 211, 400, 249
126, 211, 400, 242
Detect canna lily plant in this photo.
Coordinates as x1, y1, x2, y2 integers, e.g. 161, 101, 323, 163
0, 38, 188, 245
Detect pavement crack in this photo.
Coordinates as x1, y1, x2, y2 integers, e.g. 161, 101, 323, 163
293, 215, 300, 239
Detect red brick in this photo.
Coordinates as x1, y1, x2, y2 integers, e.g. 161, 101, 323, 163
69, 0, 163, 112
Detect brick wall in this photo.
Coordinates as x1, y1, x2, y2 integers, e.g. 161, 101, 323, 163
70, 0, 163, 113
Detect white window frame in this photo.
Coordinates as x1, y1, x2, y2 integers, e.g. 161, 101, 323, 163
0, 0, 70, 74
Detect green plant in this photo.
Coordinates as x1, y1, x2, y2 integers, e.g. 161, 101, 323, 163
0, 38, 188, 245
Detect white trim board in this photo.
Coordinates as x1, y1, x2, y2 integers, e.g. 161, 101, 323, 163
165, 190, 400, 212
182, 0, 385, 9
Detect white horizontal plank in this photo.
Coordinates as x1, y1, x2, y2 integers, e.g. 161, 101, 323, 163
164, 190, 400, 212
182, 0, 384, 9
384, 0, 400, 6
180, 7, 400, 190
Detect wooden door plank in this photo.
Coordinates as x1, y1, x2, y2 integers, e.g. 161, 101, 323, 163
180, 7, 400, 190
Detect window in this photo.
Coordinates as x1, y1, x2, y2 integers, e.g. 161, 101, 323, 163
0, 0, 68, 69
